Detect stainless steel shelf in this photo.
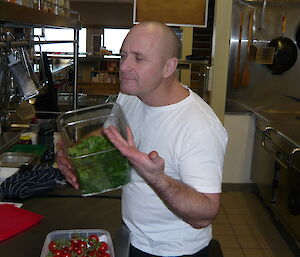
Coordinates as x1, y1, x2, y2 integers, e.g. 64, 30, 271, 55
237, 0, 300, 7
0, 1, 81, 29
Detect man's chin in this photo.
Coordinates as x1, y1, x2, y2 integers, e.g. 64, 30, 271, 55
120, 83, 137, 96
120, 89, 135, 96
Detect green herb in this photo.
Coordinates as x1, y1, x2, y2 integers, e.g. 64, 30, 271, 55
68, 135, 129, 195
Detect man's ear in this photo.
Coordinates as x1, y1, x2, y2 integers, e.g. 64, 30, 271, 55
163, 57, 178, 78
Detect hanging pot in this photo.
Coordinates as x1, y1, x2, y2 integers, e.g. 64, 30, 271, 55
296, 23, 300, 49
266, 13, 298, 75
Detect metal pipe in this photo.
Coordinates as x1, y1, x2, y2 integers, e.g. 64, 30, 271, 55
0, 40, 30, 48
11, 41, 30, 47
73, 28, 79, 110
33, 40, 76, 44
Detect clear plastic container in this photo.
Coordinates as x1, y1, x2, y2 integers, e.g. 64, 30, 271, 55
40, 229, 115, 257
57, 102, 130, 196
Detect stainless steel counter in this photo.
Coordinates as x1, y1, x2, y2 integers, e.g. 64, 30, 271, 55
0, 129, 28, 153
0, 186, 130, 257
226, 99, 300, 147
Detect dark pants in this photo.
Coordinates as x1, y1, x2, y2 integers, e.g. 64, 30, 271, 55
129, 241, 210, 257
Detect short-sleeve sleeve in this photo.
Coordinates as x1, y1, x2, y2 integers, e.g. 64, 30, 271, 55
178, 126, 227, 193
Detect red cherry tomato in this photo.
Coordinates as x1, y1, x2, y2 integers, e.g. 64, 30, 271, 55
97, 242, 108, 253
52, 249, 64, 256
87, 249, 98, 256
71, 236, 80, 246
75, 247, 84, 255
62, 252, 72, 257
88, 234, 99, 245
88, 234, 99, 242
48, 241, 58, 252
62, 246, 70, 252
77, 240, 88, 249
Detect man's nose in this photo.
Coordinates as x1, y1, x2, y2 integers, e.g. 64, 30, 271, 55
120, 56, 131, 72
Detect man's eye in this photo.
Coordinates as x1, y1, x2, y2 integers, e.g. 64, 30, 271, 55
136, 57, 143, 61
120, 55, 126, 61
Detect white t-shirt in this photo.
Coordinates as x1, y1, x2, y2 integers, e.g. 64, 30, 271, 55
117, 88, 228, 256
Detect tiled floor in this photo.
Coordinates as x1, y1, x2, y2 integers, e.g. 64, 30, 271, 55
213, 191, 296, 257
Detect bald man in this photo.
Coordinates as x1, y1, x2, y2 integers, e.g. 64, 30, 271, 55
57, 21, 228, 257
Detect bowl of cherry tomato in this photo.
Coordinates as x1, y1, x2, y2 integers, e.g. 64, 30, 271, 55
40, 229, 114, 257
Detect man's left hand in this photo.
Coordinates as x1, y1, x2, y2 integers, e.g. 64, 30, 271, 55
103, 126, 165, 181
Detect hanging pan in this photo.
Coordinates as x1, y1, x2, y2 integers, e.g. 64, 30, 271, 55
266, 12, 298, 75
296, 23, 300, 49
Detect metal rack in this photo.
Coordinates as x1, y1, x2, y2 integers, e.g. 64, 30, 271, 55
0, 0, 81, 109
237, 0, 300, 7
0, 1, 80, 29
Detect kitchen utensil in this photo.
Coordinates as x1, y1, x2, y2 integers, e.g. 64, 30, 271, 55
295, 23, 300, 49
0, 61, 7, 104
40, 229, 115, 257
249, 9, 257, 60
0, 58, 10, 124
8, 144, 48, 158
36, 36, 47, 87
241, 11, 254, 87
233, 11, 244, 89
255, 46, 275, 64
0, 204, 43, 241
253, 0, 275, 64
256, 0, 267, 38
16, 101, 36, 120
20, 47, 40, 88
266, 12, 297, 74
57, 102, 130, 196
34, 52, 59, 119
0, 152, 38, 168
7, 53, 39, 101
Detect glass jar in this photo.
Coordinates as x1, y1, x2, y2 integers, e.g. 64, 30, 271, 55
18, 136, 32, 144
56, 0, 64, 16
33, 0, 40, 10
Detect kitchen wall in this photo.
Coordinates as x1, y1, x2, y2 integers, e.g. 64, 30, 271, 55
227, 0, 300, 112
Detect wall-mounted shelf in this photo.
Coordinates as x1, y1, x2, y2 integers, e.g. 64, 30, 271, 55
0, 0, 81, 110
0, 1, 80, 29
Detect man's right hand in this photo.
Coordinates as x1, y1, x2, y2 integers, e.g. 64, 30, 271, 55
55, 140, 79, 189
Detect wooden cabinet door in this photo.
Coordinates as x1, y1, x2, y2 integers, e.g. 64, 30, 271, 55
134, 0, 208, 28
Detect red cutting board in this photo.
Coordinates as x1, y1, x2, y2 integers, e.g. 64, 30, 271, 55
0, 204, 44, 241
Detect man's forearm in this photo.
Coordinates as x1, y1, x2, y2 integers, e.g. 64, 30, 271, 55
147, 173, 220, 229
